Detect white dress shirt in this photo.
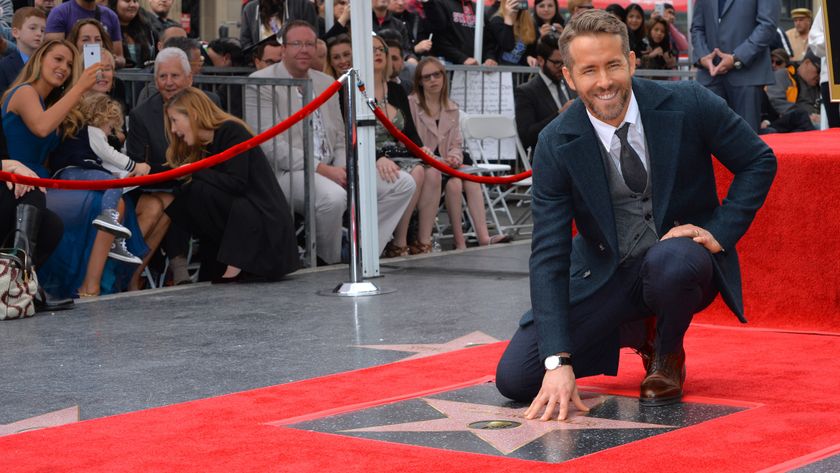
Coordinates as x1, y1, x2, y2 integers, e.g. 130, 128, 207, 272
585, 92, 649, 179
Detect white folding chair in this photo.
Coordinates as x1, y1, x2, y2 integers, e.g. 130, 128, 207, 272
460, 114, 533, 236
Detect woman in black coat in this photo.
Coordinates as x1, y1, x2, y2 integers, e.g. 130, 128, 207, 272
163, 88, 299, 283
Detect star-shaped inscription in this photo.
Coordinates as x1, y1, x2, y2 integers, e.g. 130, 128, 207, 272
354, 331, 500, 361
0, 406, 79, 437
343, 397, 674, 454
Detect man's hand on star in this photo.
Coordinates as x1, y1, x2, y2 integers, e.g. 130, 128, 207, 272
524, 365, 590, 421
661, 223, 723, 253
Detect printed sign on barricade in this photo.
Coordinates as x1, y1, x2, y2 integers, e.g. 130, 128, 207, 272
449, 70, 516, 161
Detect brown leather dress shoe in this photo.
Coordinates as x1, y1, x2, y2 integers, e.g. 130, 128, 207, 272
632, 317, 657, 373
639, 349, 686, 407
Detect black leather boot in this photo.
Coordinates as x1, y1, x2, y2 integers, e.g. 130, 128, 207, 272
14, 204, 74, 312
13, 204, 39, 261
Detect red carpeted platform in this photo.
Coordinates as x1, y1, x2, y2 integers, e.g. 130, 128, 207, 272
698, 129, 840, 331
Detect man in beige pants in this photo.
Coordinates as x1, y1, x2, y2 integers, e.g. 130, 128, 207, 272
245, 21, 415, 264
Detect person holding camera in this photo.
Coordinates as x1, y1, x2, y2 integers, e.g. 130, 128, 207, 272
486, 0, 538, 66
532, 0, 565, 39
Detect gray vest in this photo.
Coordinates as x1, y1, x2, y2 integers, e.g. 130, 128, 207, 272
598, 144, 658, 266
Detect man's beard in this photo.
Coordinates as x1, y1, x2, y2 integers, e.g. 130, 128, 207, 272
542, 64, 562, 83
579, 84, 630, 124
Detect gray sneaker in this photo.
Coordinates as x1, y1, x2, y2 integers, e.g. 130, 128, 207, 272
93, 209, 132, 239
109, 238, 142, 264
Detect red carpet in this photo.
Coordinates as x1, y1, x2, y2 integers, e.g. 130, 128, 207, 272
697, 129, 840, 331
1, 325, 839, 472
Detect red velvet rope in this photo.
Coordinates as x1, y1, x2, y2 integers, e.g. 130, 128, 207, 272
0, 79, 344, 190
370, 106, 533, 185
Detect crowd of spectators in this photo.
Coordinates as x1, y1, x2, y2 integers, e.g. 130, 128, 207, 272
0, 0, 835, 307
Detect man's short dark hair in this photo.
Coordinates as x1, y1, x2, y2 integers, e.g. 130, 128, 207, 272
535, 32, 561, 60
377, 29, 404, 53
280, 19, 317, 44
252, 34, 282, 61
559, 9, 629, 70
663, 3, 675, 12
164, 36, 201, 57
382, 37, 402, 51
208, 37, 246, 66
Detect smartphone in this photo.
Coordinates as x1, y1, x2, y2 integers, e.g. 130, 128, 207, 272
517, 0, 529, 10
84, 43, 101, 69
654, 2, 665, 16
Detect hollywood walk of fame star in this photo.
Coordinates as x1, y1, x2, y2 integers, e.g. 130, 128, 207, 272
342, 397, 675, 455
353, 331, 500, 361
0, 406, 79, 437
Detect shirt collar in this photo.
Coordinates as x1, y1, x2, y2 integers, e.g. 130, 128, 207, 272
586, 91, 641, 152
538, 69, 557, 87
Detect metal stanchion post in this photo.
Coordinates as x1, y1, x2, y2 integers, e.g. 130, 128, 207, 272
320, 70, 394, 297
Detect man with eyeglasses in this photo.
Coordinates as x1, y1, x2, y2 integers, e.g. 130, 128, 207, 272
762, 48, 820, 134
514, 33, 576, 153
245, 20, 415, 265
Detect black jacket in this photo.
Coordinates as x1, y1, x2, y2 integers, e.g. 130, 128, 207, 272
165, 120, 299, 280
514, 73, 574, 152
424, 0, 485, 64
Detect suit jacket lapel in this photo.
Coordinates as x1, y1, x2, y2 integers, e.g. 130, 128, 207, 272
719, 0, 734, 18
535, 78, 561, 111
634, 79, 683, 233
561, 102, 618, 253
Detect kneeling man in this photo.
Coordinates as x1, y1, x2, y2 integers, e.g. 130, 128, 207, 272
495, 10, 776, 419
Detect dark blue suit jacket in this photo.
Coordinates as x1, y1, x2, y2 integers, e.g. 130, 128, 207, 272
0, 52, 24, 158
0, 52, 24, 94
524, 78, 777, 366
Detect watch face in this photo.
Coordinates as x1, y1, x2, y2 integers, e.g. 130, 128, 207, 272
544, 356, 559, 370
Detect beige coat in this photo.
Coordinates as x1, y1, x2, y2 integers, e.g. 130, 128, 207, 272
408, 94, 463, 162
244, 62, 347, 173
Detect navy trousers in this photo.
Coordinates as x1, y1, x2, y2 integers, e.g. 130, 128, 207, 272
496, 237, 718, 402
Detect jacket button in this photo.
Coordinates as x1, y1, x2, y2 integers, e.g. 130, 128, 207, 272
674, 220, 681, 226
645, 213, 652, 221
598, 243, 605, 251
